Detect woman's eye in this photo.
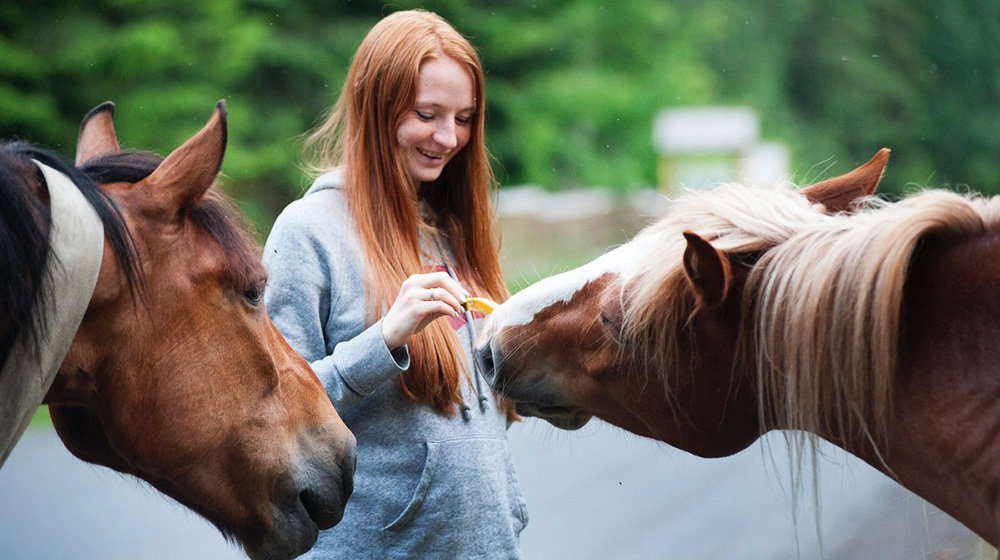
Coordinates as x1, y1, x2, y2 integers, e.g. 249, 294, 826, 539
456, 115, 472, 125
415, 110, 433, 121
243, 284, 263, 306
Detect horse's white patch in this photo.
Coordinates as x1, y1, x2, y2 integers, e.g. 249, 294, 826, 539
485, 236, 657, 337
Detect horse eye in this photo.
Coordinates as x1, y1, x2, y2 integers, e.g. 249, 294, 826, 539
243, 284, 262, 306
600, 312, 618, 334
600, 310, 627, 344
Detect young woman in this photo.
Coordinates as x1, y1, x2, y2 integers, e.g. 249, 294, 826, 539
263, 9, 527, 559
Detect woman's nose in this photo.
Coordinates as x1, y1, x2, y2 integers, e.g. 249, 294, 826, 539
433, 121, 458, 149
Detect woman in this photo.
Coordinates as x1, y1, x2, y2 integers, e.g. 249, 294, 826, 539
263, 9, 527, 560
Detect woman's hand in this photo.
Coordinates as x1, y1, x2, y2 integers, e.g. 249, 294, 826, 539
381, 271, 468, 350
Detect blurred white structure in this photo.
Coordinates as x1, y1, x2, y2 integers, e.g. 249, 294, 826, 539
653, 106, 789, 192
739, 142, 792, 187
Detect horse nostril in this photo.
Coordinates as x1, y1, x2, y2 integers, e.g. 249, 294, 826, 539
475, 343, 496, 385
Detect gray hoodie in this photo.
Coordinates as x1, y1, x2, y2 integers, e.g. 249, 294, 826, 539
263, 171, 528, 559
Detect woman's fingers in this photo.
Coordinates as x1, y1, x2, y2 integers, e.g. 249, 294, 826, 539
420, 286, 464, 315
381, 272, 472, 349
404, 272, 467, 315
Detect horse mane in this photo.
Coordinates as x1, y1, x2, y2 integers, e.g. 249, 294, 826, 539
747, 190, 991, 448
0, 146, 52, 362
0, 144, 260, 369
622, 181, 1000, 450
0, 142, 143, 366
621, 182, 839, 406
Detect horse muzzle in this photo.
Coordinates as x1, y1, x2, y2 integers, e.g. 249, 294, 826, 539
474, 338, 500, 388
247, 435, 356, 560
476, 336, 593, 430
476, 336, 520, 398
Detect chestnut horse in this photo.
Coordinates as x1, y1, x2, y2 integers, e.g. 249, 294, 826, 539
477, 149, 1000, 548
0, 102, 355, 560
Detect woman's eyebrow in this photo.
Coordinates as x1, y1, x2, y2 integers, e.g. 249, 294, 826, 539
413, 101, 477, 112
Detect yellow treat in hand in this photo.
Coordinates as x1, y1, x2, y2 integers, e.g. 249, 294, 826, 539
463, 296, 499, 315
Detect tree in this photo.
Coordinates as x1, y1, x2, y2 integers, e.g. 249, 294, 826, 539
2, 0, 998, 232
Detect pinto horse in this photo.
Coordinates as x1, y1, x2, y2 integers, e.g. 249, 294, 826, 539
0, 102, 355, 560
477, 149, 1000, 548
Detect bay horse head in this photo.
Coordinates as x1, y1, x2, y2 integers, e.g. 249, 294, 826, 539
475, 149, 889, 456
2, 102, 355, 560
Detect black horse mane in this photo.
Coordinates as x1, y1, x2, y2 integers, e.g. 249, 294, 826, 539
0, 142, 145, 367
1, 141, 262, 371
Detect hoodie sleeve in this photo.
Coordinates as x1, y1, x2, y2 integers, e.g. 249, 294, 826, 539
263, 194, 409, 414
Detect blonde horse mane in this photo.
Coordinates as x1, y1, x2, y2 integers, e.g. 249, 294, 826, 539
623, 182, 1000, 449
623, 182, 841, 401
749, 190, 994, 447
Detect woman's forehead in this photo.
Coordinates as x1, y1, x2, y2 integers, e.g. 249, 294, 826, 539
415, 57, 476, 109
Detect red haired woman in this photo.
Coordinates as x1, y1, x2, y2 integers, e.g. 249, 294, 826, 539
263, 9, 527, 559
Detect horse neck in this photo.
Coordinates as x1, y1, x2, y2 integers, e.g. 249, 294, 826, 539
805, 226, 1000, 546
651, 294, 763, 458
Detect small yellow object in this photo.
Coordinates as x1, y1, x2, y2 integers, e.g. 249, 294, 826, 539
463, 296, 499, 315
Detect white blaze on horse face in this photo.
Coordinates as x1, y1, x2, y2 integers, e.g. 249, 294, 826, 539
484, 236, 656, 339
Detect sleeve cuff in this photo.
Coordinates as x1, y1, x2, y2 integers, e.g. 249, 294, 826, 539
329, 319, 409, 397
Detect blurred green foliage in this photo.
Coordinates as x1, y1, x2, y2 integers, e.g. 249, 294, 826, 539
2, 0, 998, 233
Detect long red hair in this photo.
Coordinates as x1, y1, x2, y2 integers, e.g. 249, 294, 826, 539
304, 10, 511, 417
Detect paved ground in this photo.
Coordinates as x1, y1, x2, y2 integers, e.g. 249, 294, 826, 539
0, 420, 983, 560
508, 421, 982, 560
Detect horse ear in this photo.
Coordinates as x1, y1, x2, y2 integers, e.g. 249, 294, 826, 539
802, 148, 890, 213
76, 102, 120, 166
144, 100, 227, 213
682, 231, 731, 307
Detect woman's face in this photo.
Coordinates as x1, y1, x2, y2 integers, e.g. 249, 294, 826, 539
396, 56, 475, 185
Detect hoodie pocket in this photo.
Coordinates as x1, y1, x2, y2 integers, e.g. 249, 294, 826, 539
382, 437, 528, 555
382, 441, 440, 533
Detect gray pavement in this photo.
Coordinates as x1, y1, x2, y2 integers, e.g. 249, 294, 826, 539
0, 420, 983, 559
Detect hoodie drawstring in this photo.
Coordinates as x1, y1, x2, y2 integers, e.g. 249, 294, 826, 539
445, 264, 488, 421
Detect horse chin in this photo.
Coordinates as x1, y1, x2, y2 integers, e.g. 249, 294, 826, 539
243, 522, 318, 560
253, 467, 353, 560
243, 504, 333, 560
251, 527, 317, 560
545, 415, 593, 431
515, 402, 593, 431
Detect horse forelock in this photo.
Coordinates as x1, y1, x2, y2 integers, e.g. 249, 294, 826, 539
81, 151, 164, 185
187, 189, 265, 290
746, 189, 986, 449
